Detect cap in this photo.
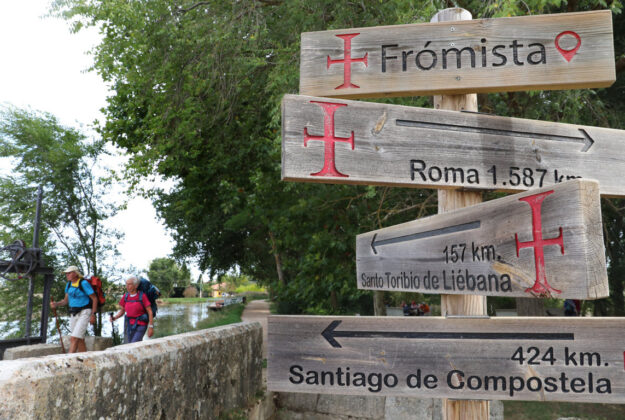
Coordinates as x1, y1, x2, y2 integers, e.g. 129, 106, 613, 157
63, 265, 83, 277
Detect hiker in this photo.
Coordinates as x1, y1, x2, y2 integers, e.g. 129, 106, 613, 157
564, 299, 581, 316
110, 276, 154, 343
402, 301, 411, 316
50, 265, 98, 353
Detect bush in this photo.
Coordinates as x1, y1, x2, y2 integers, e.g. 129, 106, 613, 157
183, 285, 198, 298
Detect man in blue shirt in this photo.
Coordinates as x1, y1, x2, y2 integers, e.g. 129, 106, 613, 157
51, 266, 97, 353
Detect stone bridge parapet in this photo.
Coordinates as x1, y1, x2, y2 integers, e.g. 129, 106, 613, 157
0, 322, 262, 419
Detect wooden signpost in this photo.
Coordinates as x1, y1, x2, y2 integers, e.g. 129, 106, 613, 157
273, 4, 621, 417
431, 10, 489, 418
268, 315, 625, 404
299, 10, 615, 98
356, 179, 607, 299
282, 94, 625, 197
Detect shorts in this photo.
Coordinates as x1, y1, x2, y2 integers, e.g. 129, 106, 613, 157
69, 308, 91, 339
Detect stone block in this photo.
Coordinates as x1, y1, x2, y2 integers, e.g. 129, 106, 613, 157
86, 336, 113, 351
246, 391, 276, 420
60, 335, 113, 351
276, 392, 319, 412
385, 397, 441, 420
490, 400, 504, 420
315, 394, 385, 418
3, 343, 64, 360
276, 410, 354, 420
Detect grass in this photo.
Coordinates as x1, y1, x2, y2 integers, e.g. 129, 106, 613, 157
504, 401, 625, 420
195, 303, 245, 330
161, 297, 211, 304
241, 292, 269, 302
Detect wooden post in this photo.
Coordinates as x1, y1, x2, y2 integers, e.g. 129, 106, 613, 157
431, 8, 489, 420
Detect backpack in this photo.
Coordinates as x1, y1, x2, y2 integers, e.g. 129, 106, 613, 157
137, 277, 161, 318
80, 275, 106, 310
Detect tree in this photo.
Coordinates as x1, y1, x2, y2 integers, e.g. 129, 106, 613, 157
52, 0, 625, 315
0, 106, 122, 336
147, 257, 192, 297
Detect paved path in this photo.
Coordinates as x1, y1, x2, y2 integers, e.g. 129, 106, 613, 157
241, 299, 270, 358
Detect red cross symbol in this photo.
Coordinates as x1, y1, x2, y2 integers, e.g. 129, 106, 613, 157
327, 33, 368, 90
304, 101, 354, 177
515, 190, 564, 296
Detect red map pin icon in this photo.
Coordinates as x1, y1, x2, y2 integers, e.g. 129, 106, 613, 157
555, 31, 581, 62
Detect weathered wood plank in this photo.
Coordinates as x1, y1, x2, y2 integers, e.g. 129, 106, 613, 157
281, 94, 625, 197
356, 179, 607, 299
300, 10, 615, 98
267, 315, 625, 403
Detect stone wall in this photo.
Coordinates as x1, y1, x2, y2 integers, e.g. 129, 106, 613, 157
0, 322, 262, 420
274, 392, 503, 420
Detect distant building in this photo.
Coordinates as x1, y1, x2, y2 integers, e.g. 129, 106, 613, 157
211, 282, 228, 298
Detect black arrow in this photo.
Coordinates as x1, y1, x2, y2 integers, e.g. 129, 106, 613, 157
371, 220, 480, 254
396, 119, 594, 152
322, 320, 575, 348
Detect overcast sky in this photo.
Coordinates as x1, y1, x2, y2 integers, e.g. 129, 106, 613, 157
0, 1, 195, 281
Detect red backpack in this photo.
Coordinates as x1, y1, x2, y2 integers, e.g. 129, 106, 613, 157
81, 275, 106, 309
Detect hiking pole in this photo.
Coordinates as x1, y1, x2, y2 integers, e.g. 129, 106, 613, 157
109, 312, 119, 345
52, 303, 66, 354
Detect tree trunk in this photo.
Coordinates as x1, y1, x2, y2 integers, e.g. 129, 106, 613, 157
515, 298, 545, 316
268, 230, 286, 287
608, 205, 625, 316
610, 265, 625, 316
330, 290, 338, 312
373, 291, 386, 316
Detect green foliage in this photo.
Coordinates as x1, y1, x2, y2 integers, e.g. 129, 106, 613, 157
221, 273, 267, 293
147, 257, 193, 297
0, 107, 121, 336
52, 0, 625, 315
235, 282, 266, 294
195, 303, 245, 330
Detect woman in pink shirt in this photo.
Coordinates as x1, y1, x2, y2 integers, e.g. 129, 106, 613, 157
110, 276, 154, 343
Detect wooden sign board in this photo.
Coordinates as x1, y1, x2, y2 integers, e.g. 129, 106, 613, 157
282, 94, 625, 197
356, 179, 606, 299
268, 315, 625, 403
299, 10, 615, 98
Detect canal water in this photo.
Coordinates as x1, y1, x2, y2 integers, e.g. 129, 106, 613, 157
1, 301, 214, 342
92, 300, 215, 341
